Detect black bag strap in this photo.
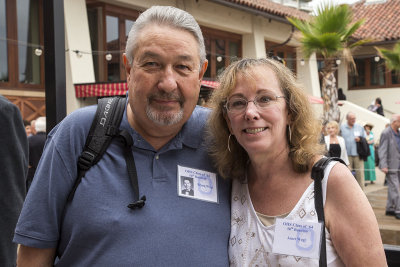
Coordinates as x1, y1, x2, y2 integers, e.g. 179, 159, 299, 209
311, 157, 345, 267
118, 130, 146, 209
67, 96, 126, 202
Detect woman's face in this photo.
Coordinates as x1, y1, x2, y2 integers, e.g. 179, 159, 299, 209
224, 66, 289, 158
326, 125, 337, 136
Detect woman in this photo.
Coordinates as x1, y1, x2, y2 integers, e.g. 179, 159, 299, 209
364, 123, 376, 184
324, 121, 349, 165
207, 58, 386, 266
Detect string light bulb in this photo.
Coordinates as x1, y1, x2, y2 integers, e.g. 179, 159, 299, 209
105, 53, 112, 61
216, 56, 222, 62
336, 59, 341, 65
73, 50, 83, 58
34, 48, 43, 56
374, 55, 380, 62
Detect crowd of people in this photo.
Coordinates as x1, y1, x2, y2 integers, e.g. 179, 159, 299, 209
1, 5, 396, 266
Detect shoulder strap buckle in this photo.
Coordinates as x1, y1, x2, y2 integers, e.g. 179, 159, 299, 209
78, 151, 96, 171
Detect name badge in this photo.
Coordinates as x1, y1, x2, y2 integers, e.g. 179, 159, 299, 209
177, 165, 218, 203
272, 218, 323, 259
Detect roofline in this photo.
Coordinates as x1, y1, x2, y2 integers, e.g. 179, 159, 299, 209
206, 0, 292, 25
362, 39, 400, 46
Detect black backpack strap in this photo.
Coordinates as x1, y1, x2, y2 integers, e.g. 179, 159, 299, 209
311, 157, 345, 267
67, 96, 126, 203
118, 130, 146, 209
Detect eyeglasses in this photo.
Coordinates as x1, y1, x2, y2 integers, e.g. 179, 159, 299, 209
225, 94, 285, 114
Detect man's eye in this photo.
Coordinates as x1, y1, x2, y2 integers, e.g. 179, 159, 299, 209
176, 64, 190, 71
143, 62, 159, 67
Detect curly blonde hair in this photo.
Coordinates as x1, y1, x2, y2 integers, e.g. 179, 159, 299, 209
207, 58, 325, 179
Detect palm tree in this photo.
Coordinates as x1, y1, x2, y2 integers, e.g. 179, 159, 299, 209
288, 4, 368, 122
376, 42, 400, 74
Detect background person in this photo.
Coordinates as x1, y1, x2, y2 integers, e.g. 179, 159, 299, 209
26, 116, 47, 192
324, 120, 349, 166
0, 95, 28, 266
340, 112, 366, 190
364, 122, 376, 185
379, 114, 400, 219
207, 58, 386, 266
14, 6, 230, 266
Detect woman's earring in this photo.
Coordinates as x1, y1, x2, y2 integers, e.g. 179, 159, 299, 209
288, 125, 292, 144
228, 134, 232, 152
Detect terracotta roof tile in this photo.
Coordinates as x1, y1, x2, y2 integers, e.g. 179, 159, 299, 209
352, 0, 400, 41
220, 0, 310, 20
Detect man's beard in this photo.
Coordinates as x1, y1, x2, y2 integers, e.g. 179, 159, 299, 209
146, 91, 185, 126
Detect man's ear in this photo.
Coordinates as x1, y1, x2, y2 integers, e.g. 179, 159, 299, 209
123, 53, 131, 81
198, 59, 208, 80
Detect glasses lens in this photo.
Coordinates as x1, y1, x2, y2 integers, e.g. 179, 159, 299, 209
255, 94, 274, 108
227, 97, 247, 112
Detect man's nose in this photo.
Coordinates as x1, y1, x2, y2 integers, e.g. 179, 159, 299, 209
158, 66, 178, 92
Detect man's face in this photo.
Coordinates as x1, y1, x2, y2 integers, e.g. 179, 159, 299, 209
124, 24, 207, 141
347, 114, 356, 127
183, 179, 192, 191
392, 115, 400, 131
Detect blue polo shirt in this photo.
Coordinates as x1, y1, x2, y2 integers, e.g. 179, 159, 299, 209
14, 100, 231, 266
340, 123, 366, 156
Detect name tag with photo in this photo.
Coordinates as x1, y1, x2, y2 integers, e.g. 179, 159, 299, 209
177, 165, 218, 203
272, 218, 323, 259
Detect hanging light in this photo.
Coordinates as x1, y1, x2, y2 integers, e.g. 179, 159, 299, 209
374, 55, 380, 62
105, 53, 112, 61
300, 59, 305, 66
216, 56, 222, 62
336, 59, 341, 65
34, 48, 43, 56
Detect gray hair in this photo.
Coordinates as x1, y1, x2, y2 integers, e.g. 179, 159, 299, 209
35, 116, 46, 133
125, 6, 206, 68
390, 114, 400, 123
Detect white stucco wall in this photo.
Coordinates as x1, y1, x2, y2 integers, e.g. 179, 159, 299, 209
64, 0, 96, 114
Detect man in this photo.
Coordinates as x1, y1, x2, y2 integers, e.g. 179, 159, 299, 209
26, 116, 47, 192
379, 114, 400, 219
340, 112, 366, 190
14, 6, 230, 266
181, 177, 194, 196
0, 95, 28, 266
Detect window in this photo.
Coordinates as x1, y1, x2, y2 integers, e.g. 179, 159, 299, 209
265, 41, 297, 73
348, 57, 399, 89
0, 0, 44, 89
201, 27, 242, 79
87, 3, 139, 82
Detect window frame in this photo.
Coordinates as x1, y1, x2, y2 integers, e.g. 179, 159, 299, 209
265, 40, 297, 74
201, 26, 242, 79
87, 2, 140, 82
0, 0, 45, 90
348, 56, 400, 90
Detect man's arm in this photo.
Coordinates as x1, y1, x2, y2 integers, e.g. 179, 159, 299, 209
378, 131, 389, 173
17, 245, 56, 267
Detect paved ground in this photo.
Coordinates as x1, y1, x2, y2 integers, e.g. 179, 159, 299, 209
364, 167, 400, 245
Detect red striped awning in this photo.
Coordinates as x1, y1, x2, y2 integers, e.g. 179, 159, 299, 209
75, 80, 220, 98
75, 82, 128, 98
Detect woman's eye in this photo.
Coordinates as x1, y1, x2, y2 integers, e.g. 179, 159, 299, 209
258, 95, 272, 103
231, 100, 246, 108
